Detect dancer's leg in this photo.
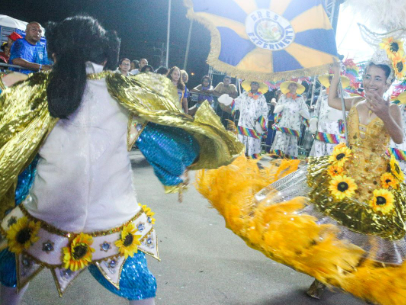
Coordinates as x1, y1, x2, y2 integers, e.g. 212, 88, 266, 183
0, 284, 28, 305
306, 279, 325, 299
129, 297, 155, 305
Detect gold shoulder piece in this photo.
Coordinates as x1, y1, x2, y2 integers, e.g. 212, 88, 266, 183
0, 72, 57, 219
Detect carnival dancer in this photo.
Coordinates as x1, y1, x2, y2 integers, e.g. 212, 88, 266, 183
218, 80, 269, 159
196, 40, 406, 305
309, 75, 351, 157
389, 91, 406, 176
0, 16, 243, 305
270, 81, 310, 159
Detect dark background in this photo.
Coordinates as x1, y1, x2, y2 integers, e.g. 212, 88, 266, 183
0, 0, 211, 87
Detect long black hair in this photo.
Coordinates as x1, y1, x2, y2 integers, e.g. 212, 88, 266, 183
46, 15, 120, 119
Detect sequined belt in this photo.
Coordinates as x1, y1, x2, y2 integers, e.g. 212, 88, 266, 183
0, 201, 159, 296
314, 132, 344, 144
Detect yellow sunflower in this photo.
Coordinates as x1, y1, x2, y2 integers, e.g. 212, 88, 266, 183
329, 175, 357, 200
139, 203, 156, 224
327, 164, 344, 177
390, 154, 405, 181
115, 222, 141, 258
62, 233, 95, 272
392, 53, 406, 79
380, 37, 405, 58
369, 189, 395, 214
7, 217, 40, 255
329, 145, 352, 166
381, 172, 399, 189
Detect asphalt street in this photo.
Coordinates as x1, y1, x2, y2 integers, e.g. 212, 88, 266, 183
21, 151, 365, 305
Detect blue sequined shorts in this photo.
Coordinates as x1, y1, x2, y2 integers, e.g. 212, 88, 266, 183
0, 249, 156, 300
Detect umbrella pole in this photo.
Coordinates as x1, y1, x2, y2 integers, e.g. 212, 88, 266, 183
337, 77, 349, 146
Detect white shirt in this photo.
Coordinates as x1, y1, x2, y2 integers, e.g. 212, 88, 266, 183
130, 69, 140, 75
25, 62, 139, 232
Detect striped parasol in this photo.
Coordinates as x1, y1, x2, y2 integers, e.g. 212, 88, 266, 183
184, 0, 339, 80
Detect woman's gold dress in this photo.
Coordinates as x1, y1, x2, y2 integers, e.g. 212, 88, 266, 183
197, 106, 406, 305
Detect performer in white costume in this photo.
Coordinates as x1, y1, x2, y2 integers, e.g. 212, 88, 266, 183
271, 81, 310, 159
219, 80, 269, 159
309, 75, 351, 157
0, 16, 243, 305
389, 92, 406, 176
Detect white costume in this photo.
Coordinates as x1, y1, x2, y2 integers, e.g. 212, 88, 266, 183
390, 104, 406, 176
232, 91, 268, 158
26, 63, 139, 232
271, 94, 310, 158
309, 89, 349, 157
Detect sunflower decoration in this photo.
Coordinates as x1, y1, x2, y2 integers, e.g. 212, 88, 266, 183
329, 175, 358, 200
390, 154, 405, 181
380, 37, 404, 58
392, 53, 406, 79
329, 144, 352, 167
369, 189, 395, 215
62, 233, 95, 272
327, 164, 344, 177
139, 203, 156, 224
7, 217, 41, 255
380, 172, 399, 189
115, 222, 141, 258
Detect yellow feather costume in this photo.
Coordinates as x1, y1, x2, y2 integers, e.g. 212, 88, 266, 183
196, 106, 406, 305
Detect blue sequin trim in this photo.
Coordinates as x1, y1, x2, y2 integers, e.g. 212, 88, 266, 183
136, 123, 200, 186
15, 155, 39, 205
88, 252, 156, 300
0, 249, 17, 288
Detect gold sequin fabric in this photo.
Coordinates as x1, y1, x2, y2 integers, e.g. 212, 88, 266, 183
308, 107, 406, 240
0, 72, 58, 219
0, 71, 243, 220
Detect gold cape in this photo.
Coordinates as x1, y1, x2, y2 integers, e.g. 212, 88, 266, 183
0, 71, 244, 219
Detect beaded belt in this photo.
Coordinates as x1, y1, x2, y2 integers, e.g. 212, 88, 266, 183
314, 131, 344, 144
0, 200, 158, 296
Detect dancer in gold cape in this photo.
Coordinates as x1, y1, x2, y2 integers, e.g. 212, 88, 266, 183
196, 41, 406, 305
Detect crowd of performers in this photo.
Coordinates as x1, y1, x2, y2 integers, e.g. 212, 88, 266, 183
2, 12, 406, 305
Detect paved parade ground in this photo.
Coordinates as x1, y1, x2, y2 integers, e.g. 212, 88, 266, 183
22, 151, 364, 305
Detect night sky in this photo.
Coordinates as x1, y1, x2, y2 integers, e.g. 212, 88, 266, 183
0, 0, 212, 87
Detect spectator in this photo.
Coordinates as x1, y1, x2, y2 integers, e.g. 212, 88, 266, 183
189, 75, 214, 115
0, 43, 9, 64
213, 75, 238, 98
155, 66, 168, 75
1, 32, 23, 64
116, 57, 132, 76
131, 59, 139, 71
167, 66, 187, 113
7, 32, 23, 50
181, 69, 190, 105
140, 64, 153, 73
131, 58, 148, 75
9, 22, 52, 74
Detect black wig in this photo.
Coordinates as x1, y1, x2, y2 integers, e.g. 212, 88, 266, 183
46, 15, 120, 119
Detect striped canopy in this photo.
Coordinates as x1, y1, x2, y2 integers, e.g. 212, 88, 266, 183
184, 0, 338, 81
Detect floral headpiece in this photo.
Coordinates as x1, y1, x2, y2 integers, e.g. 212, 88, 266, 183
369, 38, 406, 84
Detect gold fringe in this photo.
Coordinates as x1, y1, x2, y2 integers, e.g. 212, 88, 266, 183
183, 0, 336, 81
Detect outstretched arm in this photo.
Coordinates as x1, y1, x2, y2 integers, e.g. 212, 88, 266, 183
328, 63, 357, 111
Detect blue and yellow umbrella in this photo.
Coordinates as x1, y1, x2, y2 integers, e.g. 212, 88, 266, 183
184, 0, 338, 80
